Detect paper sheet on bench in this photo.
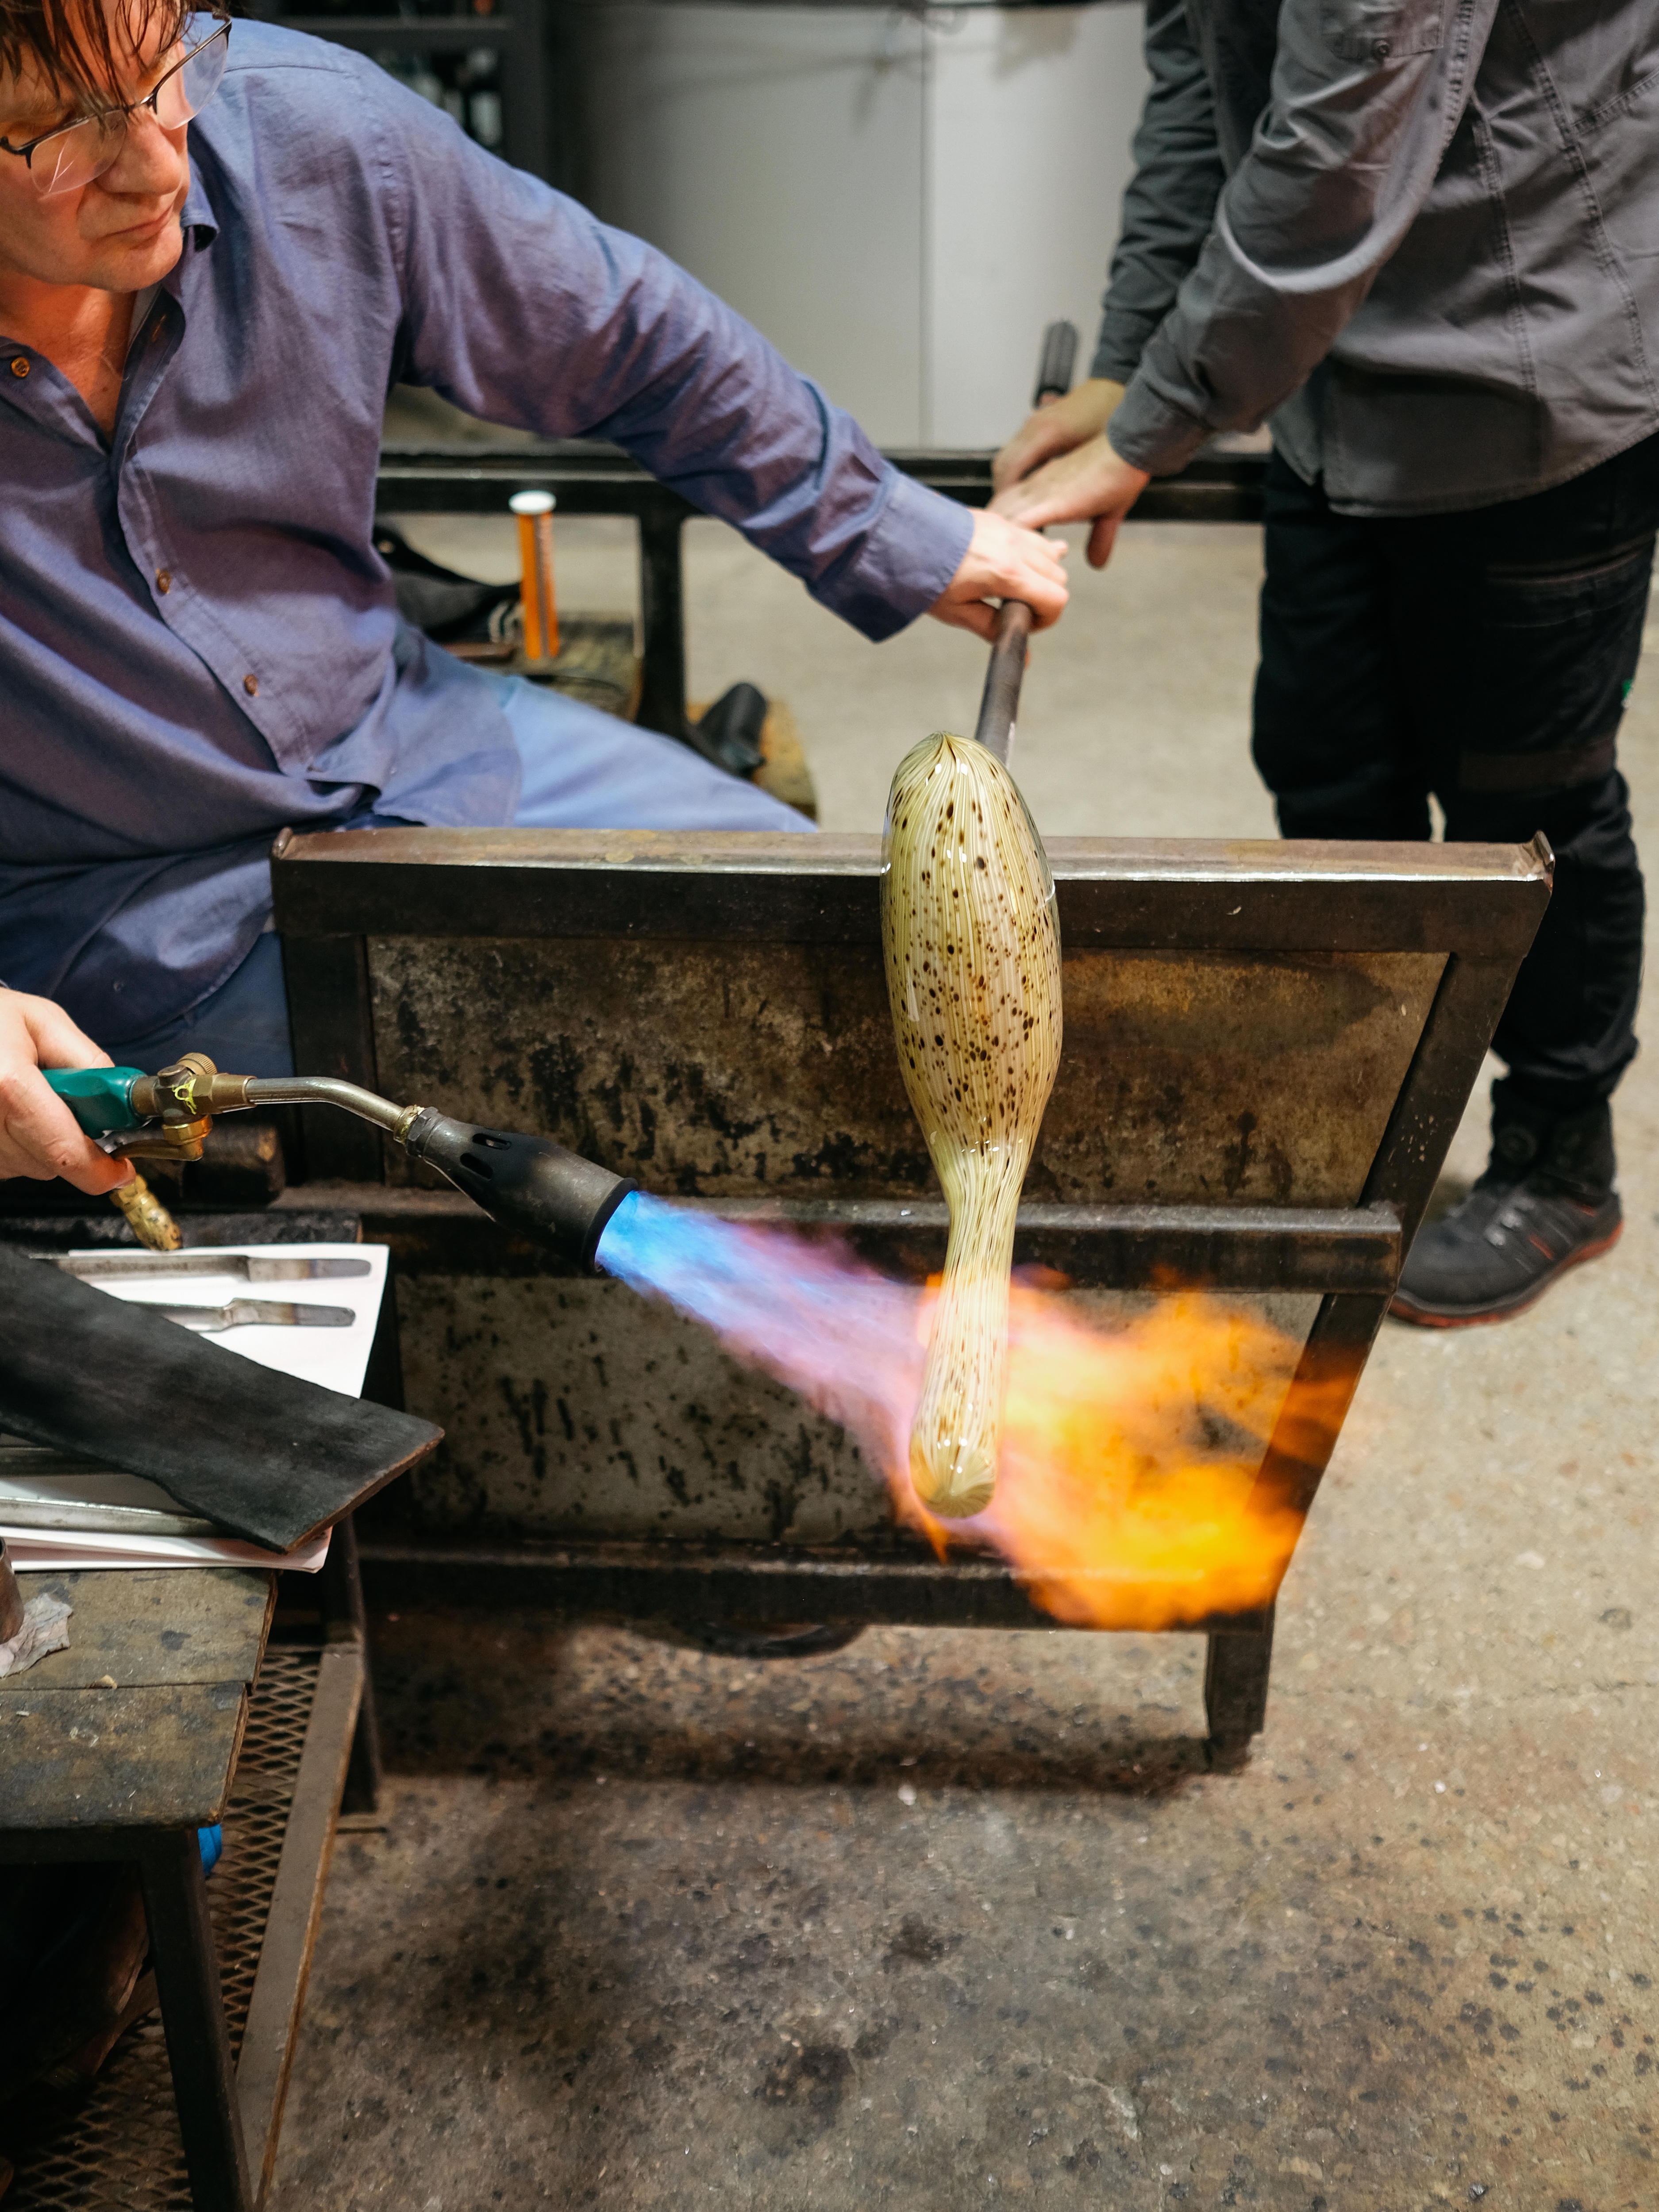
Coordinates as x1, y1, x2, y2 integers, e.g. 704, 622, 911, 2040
0, 1242, 388, 1572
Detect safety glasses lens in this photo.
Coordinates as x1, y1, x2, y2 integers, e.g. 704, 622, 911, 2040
27, 16, 226, 194
154, 19, 229, 126
35, 116, 120, 195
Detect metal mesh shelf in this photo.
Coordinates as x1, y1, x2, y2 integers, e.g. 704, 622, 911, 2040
4, 1647, 324, 2211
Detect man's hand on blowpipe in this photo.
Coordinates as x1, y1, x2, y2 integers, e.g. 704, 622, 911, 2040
928, 509, 1070, 641
990, 377, 1150, 571
0, 989, 134, 1194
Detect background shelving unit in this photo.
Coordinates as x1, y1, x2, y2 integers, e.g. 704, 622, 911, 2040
240, 1, 551, 178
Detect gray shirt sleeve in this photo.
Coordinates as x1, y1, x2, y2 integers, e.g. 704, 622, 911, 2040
1090, 0, 1226, 388
1106, 0, 1491, 477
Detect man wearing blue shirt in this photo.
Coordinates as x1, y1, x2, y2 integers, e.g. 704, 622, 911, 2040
0, 0, 1066, 1196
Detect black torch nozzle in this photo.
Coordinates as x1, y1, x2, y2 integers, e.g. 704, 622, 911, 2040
218, 1069, 636, 1273
398, 1110, 634, 1271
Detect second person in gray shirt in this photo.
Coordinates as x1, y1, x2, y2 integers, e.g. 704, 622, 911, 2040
993, 0, 1659, 1329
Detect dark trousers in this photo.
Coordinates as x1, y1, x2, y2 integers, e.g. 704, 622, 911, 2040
1253, 436, 1658, 1115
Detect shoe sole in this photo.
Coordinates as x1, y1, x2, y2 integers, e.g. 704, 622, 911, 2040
1389, 1219, 1623, 1330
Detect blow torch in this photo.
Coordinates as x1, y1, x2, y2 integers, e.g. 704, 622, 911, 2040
45, 1054, 635, 1271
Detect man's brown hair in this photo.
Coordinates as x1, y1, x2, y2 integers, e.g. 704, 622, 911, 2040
0, 0, 189, 112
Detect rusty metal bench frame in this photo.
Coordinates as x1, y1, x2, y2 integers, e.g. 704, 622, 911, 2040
270, 830, 1549, 1761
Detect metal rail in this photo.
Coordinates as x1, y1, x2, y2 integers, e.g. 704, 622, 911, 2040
373, 442, 1269, 743
261, 1186, 1405, 1297
271, 825, 1541, 946
353, 1532, 1276, 1640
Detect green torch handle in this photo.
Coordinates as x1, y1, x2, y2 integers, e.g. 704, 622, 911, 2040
44, 1067, 148, 1137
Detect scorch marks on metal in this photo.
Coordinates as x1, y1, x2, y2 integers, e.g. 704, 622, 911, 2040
368, 937, 1444, 1207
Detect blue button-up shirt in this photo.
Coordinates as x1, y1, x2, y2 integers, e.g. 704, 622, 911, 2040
0, 23, 970, 1044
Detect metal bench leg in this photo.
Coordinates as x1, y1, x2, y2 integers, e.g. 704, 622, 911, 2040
138, 1829, 254, 2212
319, 1515, 382, 1815
637, 510, 687, 741
341, 1674, 383, 1817
1203, 1604, 1276, 1765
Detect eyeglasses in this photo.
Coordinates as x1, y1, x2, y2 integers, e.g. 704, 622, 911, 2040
0, 10, 230, 198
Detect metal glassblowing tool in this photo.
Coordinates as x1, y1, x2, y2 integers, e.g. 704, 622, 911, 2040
46, 1054, 635, 1273
966, 317, 1075, 768
972, 598, 1033, 765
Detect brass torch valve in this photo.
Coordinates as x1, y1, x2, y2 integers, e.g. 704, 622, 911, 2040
108, 1051, 241, 1162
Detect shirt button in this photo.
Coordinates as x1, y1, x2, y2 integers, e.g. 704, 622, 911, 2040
243, 674, 259, 696
1374, 36, 1390, 54
9, 357, 28, 378
156, 569, 172, 595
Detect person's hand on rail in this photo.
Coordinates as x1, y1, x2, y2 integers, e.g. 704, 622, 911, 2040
929, 510, 1070, 641
990, 377, 1150, 571
0, 990, 133, 1194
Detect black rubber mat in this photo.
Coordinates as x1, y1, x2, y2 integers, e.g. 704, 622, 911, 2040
0, 1248, 439, 1550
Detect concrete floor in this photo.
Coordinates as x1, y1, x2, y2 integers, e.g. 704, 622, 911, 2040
269, 505, 1658, 2211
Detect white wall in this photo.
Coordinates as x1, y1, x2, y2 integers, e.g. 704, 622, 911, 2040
924, 5, 1147, 446
572, 3, 1148, 448
576, 7, 928, 442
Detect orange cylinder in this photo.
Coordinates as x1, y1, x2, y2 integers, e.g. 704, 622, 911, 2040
509, 490, 559, 662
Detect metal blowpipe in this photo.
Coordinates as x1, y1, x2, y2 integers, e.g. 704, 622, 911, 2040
45, 1057, 635, 1275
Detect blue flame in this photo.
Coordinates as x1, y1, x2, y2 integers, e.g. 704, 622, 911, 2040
594, 1190, 924, 1464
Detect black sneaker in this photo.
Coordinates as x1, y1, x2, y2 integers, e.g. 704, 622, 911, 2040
1391, 1081, 1623, 1328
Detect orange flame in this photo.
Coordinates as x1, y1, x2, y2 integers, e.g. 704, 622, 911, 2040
599, 1196, 1341, 1632
897, 1279, 1312, 1629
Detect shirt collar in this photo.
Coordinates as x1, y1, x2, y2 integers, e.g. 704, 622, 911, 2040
157, 165, 218, 303
179, 164, 219, 251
